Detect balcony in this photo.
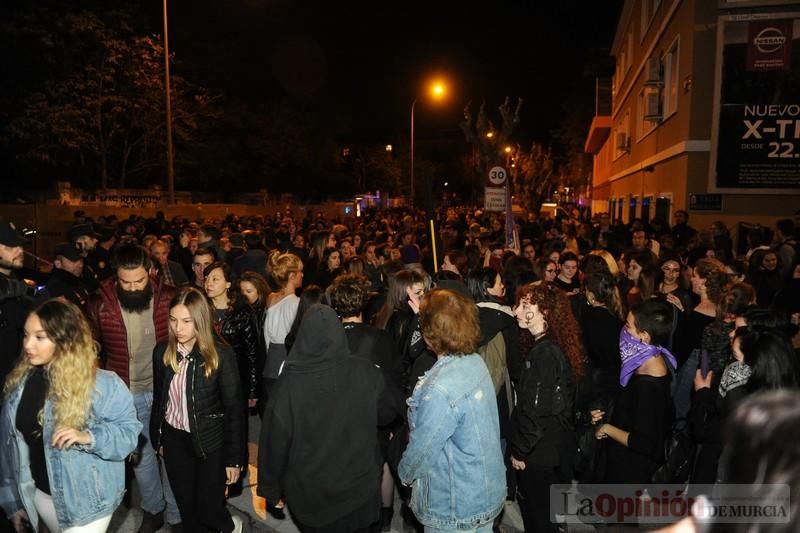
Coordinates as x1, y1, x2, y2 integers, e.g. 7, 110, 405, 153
584, 77, 613, 154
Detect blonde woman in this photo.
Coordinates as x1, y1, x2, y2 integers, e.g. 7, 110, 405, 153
263, 251, 303, 397
0, 299, 140, 533
150, 287, 244, 533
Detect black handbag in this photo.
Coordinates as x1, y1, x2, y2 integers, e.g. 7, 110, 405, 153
649, 418, 697, 484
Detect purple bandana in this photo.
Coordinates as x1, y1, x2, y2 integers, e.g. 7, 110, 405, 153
619, 327, 677, 386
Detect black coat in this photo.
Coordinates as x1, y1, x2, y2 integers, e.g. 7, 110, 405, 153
44, 268, 90, 310
0, 274, 36, 386
258, 305, 399, 528
150, 341, 245, 467
509, 336, 575, 468
215, 303, 259, 401
343, 322, 405, 390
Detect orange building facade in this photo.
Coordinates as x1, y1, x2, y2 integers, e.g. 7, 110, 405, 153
585, 0, 800, 235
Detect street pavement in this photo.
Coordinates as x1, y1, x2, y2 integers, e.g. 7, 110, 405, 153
109, 415, 526, 533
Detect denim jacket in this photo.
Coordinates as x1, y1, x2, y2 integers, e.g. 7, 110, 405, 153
398, 354, 505, 530
0, 369, 141, 531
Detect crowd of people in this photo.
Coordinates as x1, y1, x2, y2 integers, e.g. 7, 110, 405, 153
0, 203, 798, 533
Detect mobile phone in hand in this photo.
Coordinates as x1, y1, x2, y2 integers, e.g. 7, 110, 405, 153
699, 349, 710, 379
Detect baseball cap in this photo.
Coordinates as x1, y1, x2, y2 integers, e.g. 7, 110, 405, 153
54, 242, 82, 262
0, 220, 30, 247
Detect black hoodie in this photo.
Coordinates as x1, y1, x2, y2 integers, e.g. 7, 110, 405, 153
257, 305, 398, 528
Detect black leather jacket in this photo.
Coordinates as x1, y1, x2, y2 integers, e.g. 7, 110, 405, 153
151, 341, 245, 466
215, 303, 259, 400
509, 336, 575, 467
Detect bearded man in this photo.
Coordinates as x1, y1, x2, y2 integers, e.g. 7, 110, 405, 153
87, 244, 181, 532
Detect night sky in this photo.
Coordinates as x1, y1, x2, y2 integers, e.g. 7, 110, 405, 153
0, 1, 623, 197
166, 2, 622, 142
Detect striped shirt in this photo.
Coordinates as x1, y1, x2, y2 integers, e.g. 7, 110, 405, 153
165, 344, 191, 432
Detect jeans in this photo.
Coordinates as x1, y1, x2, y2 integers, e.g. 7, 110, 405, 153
673, 349, 700, 419
425, 524, 493, 533
133, 391, 181, 524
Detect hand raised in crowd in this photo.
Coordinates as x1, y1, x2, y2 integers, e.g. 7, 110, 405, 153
665, 292, 684, 312
694, 368, 714, 391
406, 286, 420, 314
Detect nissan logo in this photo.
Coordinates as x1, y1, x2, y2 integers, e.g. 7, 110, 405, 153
754, 27, 786, 54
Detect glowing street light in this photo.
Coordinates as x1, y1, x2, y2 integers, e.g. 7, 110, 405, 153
504, 146, 512, 153
411, 78, 449, 206
486, 131, 494, 139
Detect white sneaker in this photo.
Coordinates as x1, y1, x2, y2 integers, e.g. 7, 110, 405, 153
231, 514, 243, 533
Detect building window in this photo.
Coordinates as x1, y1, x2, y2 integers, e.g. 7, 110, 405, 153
614, 111, 631, 160
629, 196, 638, 222
626, 30, 634, 75
641, 0, 661, 40
655, 196, 671, 223
663, 37, 679, 118
637, 89, 657, 140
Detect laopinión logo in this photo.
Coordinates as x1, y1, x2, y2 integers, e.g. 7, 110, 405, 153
550, 484, 791, 525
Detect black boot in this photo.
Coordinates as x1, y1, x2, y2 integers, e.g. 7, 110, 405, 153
137, 511, 164, 533
380, 506, 394, 532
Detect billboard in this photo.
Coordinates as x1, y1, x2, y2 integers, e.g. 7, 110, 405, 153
710, 13, 800, 191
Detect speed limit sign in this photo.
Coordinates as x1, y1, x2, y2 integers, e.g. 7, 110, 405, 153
488, 166, 507, 186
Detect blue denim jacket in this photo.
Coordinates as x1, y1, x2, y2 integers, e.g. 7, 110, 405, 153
0, 369, 141, 531
399, 355, 506, 530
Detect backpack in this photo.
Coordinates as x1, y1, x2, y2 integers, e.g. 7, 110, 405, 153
477, 331, 507, 393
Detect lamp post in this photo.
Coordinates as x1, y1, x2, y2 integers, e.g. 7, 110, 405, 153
410, 80, 447, 207
163, 0, 175, 204
410, 98, 416, 207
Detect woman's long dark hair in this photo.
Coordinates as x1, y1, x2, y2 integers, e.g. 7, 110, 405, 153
740, 327, 799, 392
467, 267, 502, 304
584, 270, 624, 320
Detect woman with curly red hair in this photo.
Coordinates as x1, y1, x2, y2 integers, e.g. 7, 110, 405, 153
510, 282, 586, 533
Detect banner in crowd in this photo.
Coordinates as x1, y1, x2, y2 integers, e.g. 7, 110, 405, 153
713, 12, 800, 190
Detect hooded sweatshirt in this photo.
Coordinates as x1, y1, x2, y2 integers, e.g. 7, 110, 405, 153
257, 305, 398, 528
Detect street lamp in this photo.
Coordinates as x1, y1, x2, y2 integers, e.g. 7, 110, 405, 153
163, 0, 175, 204
410, 79, 448, 206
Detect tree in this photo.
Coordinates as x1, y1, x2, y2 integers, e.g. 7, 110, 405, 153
513, 143, 556, 213
459, 97, 523, 203
1, 8, 217, 190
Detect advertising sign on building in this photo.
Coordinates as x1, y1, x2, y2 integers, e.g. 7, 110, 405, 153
747, 20, 792, 71
712, 13, 800, 190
